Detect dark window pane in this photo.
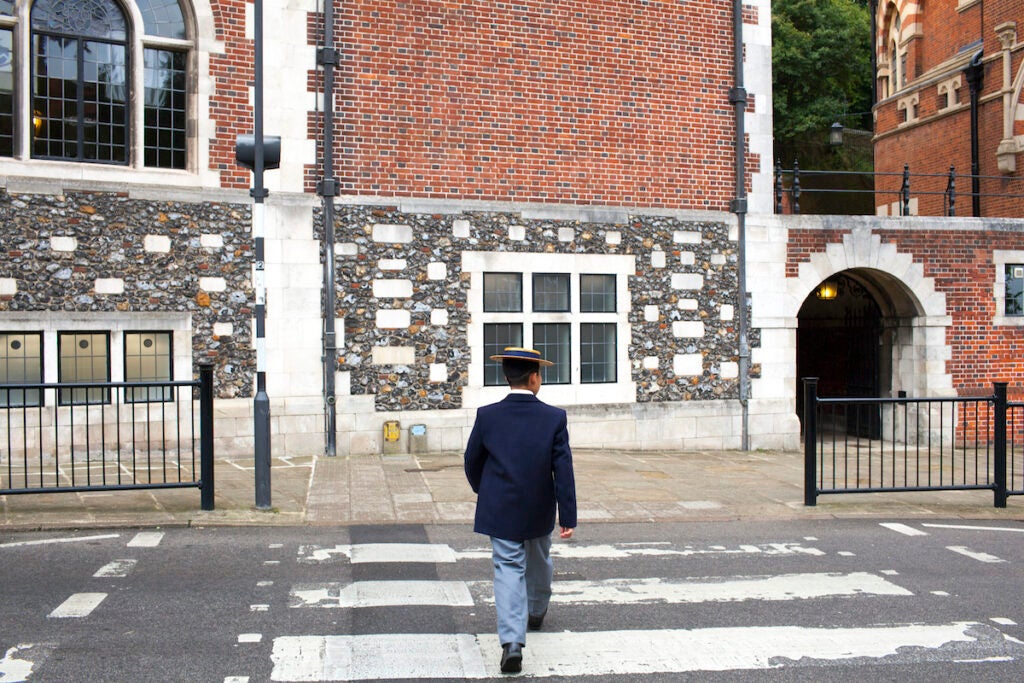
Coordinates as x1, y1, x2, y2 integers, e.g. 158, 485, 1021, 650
580, 274, 616, 313
483, 273, 522, 312
1007, 265, 1024, 316
144, 49, 186, 168
0, 332, 43, 407
125, 331, 173, 402
0, 30, 13, 156
533, 323, 570, 384
532, 273, 570, 312
31, 0, 127, 39
580, 323, 616, 383
137, 0, 187, 39
483, 323, 522, 386
58, 331, 110, 405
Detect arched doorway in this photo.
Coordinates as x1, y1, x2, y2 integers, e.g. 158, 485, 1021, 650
796, 270, 891, 437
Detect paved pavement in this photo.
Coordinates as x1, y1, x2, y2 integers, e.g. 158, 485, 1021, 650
2, 448, 1022, 531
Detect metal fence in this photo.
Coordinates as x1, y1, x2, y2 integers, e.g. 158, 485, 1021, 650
1, 364, 214, 510
803, 379, 1024, 508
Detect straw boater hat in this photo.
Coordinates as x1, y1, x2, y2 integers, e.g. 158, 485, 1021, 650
489, 347, 554, 366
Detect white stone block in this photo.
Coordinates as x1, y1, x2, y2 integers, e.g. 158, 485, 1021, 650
671, 273, 704, 290
605, 231, 622, 245
144, 235, 171, 252
376, 309, 411, 329
679, 252, 696, 266
0, 278, 16, 295
673, 353, 703, 375
673, 231, 701, 244
50, 236, 77, 251
427, 262, 447, 280
720, 304, 734, 321
379, 259, 407, 271
643, 356, 659, 370
672, 321, 705, 338
720, 361, 739, 379
429, 363, 447, 382
651, 250, 666, 268
200, 234, 224, 249
431, 309, 449, 326
643, 305, 660, 322
199, 277, 227, 292
558, 227, 575, 242
678, 298, 698, 310
509, 225, 526, 241
373, 279, 413, 298
373, 224, 413, 243
213, 322, 234, 337
337, 242, 359, 256
452, 219, 471, 238
95, 278, 124, 294
372, 346, 415, 365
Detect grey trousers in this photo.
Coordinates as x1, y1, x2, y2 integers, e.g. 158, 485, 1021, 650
490, 534, 553, 646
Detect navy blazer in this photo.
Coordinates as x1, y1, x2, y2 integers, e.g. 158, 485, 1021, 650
464, 393, 577, 541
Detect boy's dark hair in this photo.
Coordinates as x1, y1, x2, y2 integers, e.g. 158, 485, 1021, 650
503, 358, 539, 386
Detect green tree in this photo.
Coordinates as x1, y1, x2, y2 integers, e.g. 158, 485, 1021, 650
772, 0, 873, 170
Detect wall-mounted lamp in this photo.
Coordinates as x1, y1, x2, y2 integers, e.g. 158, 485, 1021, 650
829, 121, 844, 146
816, 280, 839, 300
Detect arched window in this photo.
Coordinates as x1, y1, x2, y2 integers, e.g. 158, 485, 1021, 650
0, 0, 190, 168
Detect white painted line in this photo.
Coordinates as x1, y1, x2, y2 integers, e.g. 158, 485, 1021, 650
224, 677, 250, 683
946, 546, 1006, 563
0, 644, 36, 681
881, 570, 899, 575
880, 522, 928, 537
298, 543, 459, 564
291, 581, 474, 609
238, 634, 262, 644
270, 622, 1024, 679
49, 593, 107, 618
93, 559, 138, 578
803, 536, 819, 541
924, 523, 1024, 533
257, 580, 274, 587
250, 604, 269, 612
837, 551, 856, 557
0, 533, 120, 550
508, 572, 912, 606
127, 532, 164, 548
263, 560, 281, 566
268, 543, 283, 549
932, 591, 950, 596
992, 617, 1018, 626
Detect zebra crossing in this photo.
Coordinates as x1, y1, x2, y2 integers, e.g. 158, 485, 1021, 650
267, 533, 1024, 680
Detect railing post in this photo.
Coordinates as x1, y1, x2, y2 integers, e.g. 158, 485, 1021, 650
901, 164, 910, 216
199, 363, 216, 511
993, 381, 1008, 508
774, 158, 783, 214
803, 377, 819, 506
792, 160, 801, 215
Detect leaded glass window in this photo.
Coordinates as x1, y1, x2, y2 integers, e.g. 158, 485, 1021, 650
124, 331, 173, 402
0, 332, 43, 408
0, 30, 12, 157
1006, 265, 1024, 316
534, 323, 570, 384
58, 331, 110, 405
483, 323, 523, 387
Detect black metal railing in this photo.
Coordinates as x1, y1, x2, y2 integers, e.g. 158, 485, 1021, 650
803, 378, 1023, 507
775, 162, 1024, 216
1, 364, 214, 510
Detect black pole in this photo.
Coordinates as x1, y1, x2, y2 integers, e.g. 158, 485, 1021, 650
730, 0, 750, 450
199, 362, 215, 511
993, 382, 1008, 508
965, 50, 984, 218
319, 0, 339, 456
803, 378, 819, 507
252, 0, 271, 509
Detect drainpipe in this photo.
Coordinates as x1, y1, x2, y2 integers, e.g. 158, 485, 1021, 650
730, 0, 750, 450
965, 49, 984, 218
318, 0, 339, 455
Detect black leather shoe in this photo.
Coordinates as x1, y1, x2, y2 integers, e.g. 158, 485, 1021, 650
500, 642, 523, 673
528, 610, 546, 630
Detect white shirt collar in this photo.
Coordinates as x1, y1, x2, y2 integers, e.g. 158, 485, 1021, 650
508, 389, 534, 396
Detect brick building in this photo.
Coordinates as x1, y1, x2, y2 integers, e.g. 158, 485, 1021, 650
873, 0, 1024, 216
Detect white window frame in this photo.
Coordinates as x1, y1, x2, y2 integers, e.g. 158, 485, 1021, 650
462, 251, 636, 408
992, 250, 1024, 326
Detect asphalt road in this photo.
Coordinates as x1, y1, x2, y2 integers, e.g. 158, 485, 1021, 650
2, 519, 1023, 682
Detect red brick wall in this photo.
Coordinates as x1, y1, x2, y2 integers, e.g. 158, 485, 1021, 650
208, 0, 255, 190
788, 226, 1024, 395
315, 0, 747, 209
874, 0, 1024, 217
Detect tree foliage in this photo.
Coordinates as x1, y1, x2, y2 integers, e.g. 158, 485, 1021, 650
772, 0, 873, 165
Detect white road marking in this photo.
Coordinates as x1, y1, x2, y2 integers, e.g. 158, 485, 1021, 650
269, 622, 1024, 680
932, 591, 950, 596
257, 580, 274, 587
482, 572, 912, 606
880, 522, 928, 537
264, 560, 281, 565
298, 543, 458, 564
0, 644, 36, 682
127, 532, 164, 548
224, 677, 250, 683
93, 559, 137, 578
251, 604, 270, 612
946, 546, 1006, 563
0, 533, 120, 550
924, 523, 1024, 533
881, 569, 900, 575
291, 581, 474, 608
269, 544, 284, 549
992, 617, 1018, 626
838, 551, 856, 556
238, 634, 262, 643
48, 593, 107, 618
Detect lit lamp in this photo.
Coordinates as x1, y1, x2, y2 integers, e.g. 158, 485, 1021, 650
816, 280, 838, 300
829, 121, 844, 146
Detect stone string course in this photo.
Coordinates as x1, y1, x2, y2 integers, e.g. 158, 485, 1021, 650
0, 190, 254, 398
329, 206, 759, 412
